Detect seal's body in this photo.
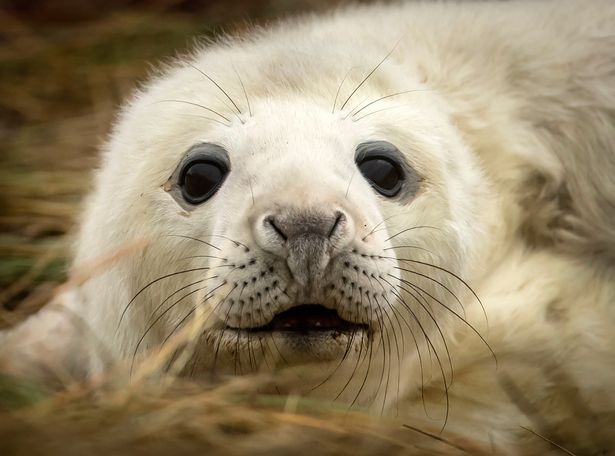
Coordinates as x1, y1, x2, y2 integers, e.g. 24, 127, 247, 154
5, 0, 615, 452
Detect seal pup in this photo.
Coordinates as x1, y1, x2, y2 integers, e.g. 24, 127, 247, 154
3, 0, 615, 452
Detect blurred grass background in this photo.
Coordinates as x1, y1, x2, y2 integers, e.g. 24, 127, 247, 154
0, 0, 360, 327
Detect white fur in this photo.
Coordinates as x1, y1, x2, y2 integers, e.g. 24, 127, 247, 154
3, 0, 615, 452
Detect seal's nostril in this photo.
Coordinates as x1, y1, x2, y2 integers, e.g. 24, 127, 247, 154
265, 216, 288, 241
328, 211, 345, 239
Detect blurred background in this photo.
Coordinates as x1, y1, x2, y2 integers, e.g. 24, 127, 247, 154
0, 0, 365, 327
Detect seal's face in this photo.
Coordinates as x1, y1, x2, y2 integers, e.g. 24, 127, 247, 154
161, 103, 423, 363
78, 57, 491, 409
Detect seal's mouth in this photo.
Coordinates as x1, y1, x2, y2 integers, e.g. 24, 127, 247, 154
239, 304, 368, 333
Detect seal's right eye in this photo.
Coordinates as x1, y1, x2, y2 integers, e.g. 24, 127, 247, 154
166, 143, 230, 208
179, 158, 229, 204
179, 158, 228, 204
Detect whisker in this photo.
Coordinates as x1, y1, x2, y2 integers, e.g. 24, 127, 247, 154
376, 298, 402, 415
179, 256, 232, 263
392, 266, 465, 313
362, 212, 410, 241
130, 282, 223, 377
209, 284, 240, 377
393, 273, 497, 366
392, 292, 450, 429
349, 299, 376, 408
176, 113, 232, 126
384, 225, 442, 242
349, 89, 429, 118
520, 426, 578, 456
119, 267, 212, 327
382, 245, 433, 254
332, 66, 356, 114
309, 290, 358, 392
164, 234, 221, 251
396, 282, 454, 387
334, 286, 368, 401
188, 63, 244, 119
147, 276, 216, 326
234, 66, 252, 117
155, 99, 231, 124
371, 299, 392, 414
382, 276, 450, 425
204, 234, 251, 252
395, 258, 489, 324
339, 38, 403, 112
353, 104, 413, 122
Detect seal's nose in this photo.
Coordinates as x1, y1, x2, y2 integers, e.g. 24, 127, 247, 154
253, 207, 353, 286
264, 210, 344, 242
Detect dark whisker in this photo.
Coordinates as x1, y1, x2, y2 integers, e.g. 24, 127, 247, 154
402, 425, 469, 452
119, 267, 212, 327
147, 276, 215, 326
204, 234, 250, 252
179, 256, 231, 263
130, 282, 222, 377
382, 245, 433, 254
165, 234, 221, 251
234, 66, 252, 117
332, 66, 356, 114
376, 298, 402, 415
210, 284, 240, 377
384, 225, 442, 242
520, 426, 578, 456
393, 273, 497, 366
309, 289, 358, 392
155, 99, 231, 124
353, 104, 412, 122
362, 212, 408, 241
392, 266, 465, 313
395, 258, 489, 324
349, 299, 376, 408
381, 275, 449, 423
334, 287, 368, 401
339, 39, 402, 112
177, 113, 232, 126
371, 300, 392, 414
188, 63, 244, 119
349, 89, 429, 118
396, 282, 455, 386
392, 292, 450, 429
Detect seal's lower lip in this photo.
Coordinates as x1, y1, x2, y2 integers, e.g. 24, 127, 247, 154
227, 304, 368, 333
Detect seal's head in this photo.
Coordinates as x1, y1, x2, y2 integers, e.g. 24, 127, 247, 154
74, 33, 494, 410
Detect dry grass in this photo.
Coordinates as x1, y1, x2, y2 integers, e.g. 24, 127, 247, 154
0, 371, 497, 456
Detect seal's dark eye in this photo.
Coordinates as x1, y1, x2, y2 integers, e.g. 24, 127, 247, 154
180, 159, 228, 204
357, 157, 403, 196
355, 141, 405, 197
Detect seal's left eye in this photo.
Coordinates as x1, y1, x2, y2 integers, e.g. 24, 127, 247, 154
355, 141, 406, 198
180, 159, 228, 204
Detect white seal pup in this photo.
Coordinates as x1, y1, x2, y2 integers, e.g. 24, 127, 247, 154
3, 0, 615, 452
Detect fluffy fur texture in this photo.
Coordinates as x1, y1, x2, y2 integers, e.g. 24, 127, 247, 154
3, 0, 615, 453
